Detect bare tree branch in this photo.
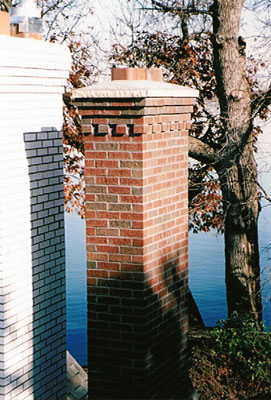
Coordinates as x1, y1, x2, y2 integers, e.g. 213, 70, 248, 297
0, 0, 12, 11
189, 136, 218, 165
257, 181, 271, 204
150, 0, 210, 15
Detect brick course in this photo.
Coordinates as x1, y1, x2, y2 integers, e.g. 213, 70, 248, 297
25, 129, 66, 400
74, 87, 196, 399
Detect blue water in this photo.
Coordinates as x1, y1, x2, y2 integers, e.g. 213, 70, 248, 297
65, 205, 271, 365
65, 212, 87, 365
189, 206, 271, 328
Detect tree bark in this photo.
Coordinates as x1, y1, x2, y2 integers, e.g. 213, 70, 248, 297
211, 0, 262, 322
218, 146, 262, 321
189, 136, 218, 165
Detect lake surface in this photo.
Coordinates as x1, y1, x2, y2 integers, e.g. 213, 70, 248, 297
189, 209, 271, 328
65, 204, 271, 365
65, 212, 87, 365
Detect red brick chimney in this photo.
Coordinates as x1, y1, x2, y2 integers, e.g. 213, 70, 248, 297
72, 68, 198, 399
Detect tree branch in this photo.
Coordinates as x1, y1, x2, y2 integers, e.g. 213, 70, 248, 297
189, 136, 218, 165
150, 0, 209, 15
251, 85, 271, 118
257, 181, 271, 204
0, 0, 12, 11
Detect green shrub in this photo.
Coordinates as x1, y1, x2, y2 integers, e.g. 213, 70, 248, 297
190, 312, 271, 400
211, 312, 271, 382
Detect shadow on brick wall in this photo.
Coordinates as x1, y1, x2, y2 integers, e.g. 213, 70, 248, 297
87, 253, 192, 400
24, 128, 66, 399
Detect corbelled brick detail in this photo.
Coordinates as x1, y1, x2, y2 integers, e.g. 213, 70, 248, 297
75, 86, 196, 398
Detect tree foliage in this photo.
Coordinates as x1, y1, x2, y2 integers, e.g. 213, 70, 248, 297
62, 36, 99, 218
190, 312, 271, 399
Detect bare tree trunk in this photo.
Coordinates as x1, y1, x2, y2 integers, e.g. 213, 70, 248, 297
218, 146, 262, 321
212, 0, 262, 322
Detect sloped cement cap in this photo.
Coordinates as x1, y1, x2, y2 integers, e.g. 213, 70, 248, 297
72, 78, 199, 99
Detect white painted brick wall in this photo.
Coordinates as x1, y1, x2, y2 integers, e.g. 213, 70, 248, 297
0, 35, 71, 400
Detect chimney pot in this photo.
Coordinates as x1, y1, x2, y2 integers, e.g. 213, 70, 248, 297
111, 67, 163, 82
10, 0, 43, 37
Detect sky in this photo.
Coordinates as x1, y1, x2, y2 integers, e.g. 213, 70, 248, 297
87, 1, 271, 65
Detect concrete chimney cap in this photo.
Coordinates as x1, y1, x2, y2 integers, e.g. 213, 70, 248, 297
72, 79, 199, 99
